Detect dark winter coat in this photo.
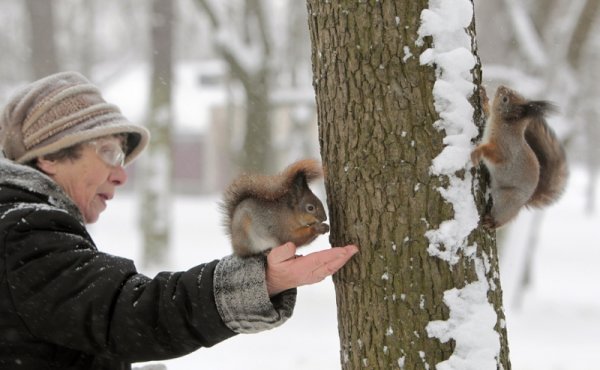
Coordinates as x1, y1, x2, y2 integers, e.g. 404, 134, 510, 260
0, 160, 296, 370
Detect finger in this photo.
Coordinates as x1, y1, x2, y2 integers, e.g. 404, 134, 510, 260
288, 246, 357, 281
341, 244, 359, 255
267, 242, 297, 264
310, 247, 358, 280
306, 245, 358, 268
288, 249, 340, 272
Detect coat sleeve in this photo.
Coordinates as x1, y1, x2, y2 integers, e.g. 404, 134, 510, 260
213, 254, 296, 334
3, 206, 295, 362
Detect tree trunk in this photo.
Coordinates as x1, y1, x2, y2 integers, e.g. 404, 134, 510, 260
78, 1, 96, 78
240, 70, 273, 173
140, 0, 174, 266
24, 0, 60, 79
306, 1, 510, 369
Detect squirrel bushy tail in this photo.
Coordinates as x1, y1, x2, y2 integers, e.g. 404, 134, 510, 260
221, 159, 323, 236
525, 111, 568, 208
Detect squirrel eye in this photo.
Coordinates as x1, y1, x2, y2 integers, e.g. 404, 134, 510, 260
306, 204, 316, 213
502, 96, 509, 104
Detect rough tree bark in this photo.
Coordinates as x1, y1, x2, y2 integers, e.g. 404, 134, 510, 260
306, 1, 510, 369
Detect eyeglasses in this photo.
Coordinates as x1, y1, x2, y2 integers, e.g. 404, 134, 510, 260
88, 139, 126, 167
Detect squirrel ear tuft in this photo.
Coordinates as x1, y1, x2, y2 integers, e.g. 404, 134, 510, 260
291, 172, 308, 195
279, 159, 323, 204
525, 101, 558, 117
282, 159, 323, 183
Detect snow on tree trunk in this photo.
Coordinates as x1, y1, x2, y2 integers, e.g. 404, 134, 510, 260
140, 0, 174, 267
306, 1, 510, 369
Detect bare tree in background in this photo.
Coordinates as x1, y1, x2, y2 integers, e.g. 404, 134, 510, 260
24, 0, 60, 78
281, 1, 318, 163
192, 0, 274, 173
307, 1, 510, 368
60, 1, 96, 78
140, 0, 174, 266
476, 0, 600, 308
567, 0, 600, 215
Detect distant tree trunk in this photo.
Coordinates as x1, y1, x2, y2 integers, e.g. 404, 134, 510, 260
285, 1, 317, 161
566, 0, 600, 215
238, 0, 273, 172
585, 105, 600, 214
307, 1, 510, 369
79, 1, 96, 78
140, 0, 174, 266
24, 0, 59, 78
566, 0, 599, 69
193, 0, 274, 174
240, 68, 272, 173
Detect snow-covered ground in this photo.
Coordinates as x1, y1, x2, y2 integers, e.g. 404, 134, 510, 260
503, 167, 600, 370
90, 166, 600, 370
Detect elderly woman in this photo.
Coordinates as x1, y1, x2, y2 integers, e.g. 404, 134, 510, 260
0, 72, 358, 369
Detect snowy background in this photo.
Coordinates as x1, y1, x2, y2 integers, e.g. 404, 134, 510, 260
1, 0, 599, 368
91, 166, 600, 370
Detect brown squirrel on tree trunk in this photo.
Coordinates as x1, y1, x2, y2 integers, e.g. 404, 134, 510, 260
471, 85, 568, 228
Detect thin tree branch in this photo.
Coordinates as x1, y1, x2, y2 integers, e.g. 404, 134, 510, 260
192, 0, 219, 28
247, 0, 272, 57
567, 0, 600, 69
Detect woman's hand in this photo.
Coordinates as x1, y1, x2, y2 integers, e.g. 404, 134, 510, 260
266, 242, 359, 296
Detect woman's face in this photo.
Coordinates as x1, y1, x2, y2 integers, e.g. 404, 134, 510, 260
38, 136, 128, 223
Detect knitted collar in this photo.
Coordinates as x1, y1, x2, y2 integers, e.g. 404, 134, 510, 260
0, 158, 84, 224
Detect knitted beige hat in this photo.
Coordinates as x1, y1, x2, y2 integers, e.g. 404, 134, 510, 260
0, 71, 149, 166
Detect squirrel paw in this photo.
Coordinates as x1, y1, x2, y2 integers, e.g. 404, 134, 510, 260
481, 214, 498, 229
470, 147, 482, 166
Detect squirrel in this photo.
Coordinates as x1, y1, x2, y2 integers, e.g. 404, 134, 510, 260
221, 159, 330, 257
471, 85, 568, 229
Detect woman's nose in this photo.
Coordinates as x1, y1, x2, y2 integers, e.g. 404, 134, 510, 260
109, 165, 128, 186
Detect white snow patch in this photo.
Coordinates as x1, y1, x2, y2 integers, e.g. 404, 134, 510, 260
417, 1, 500, 369
426, 260, 500, 370
419, 351, 431, 370
418, 0, 479, 265
343, 351, 349, 364
398, 356, 406, 368
402, 46, 413, 62
425, 175, 479, 264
